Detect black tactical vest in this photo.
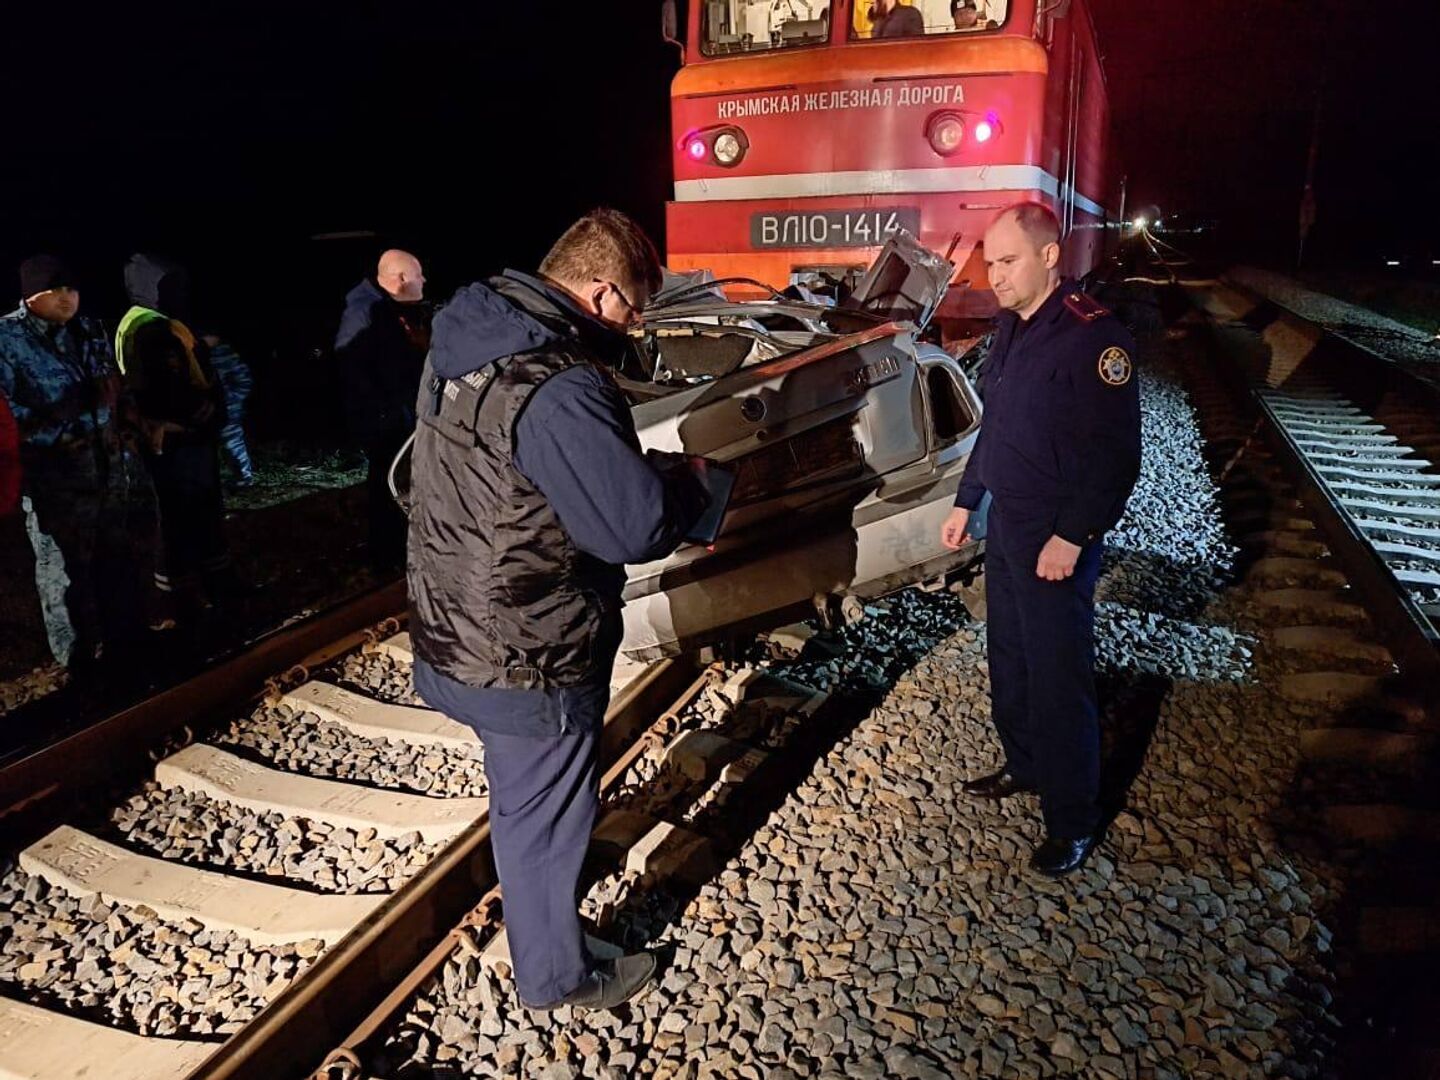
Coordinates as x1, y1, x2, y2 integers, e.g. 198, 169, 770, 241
406, 346, 612, 690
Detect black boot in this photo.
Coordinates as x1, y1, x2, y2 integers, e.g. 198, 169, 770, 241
524, 952, 658, 1013
961, 768, 1038, 799
1029, 835, 1099, 876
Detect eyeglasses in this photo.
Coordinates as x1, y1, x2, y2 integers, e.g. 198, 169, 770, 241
594, 279, 644, 324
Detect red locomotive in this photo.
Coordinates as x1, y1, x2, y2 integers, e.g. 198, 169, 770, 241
665, 0, 1119, 333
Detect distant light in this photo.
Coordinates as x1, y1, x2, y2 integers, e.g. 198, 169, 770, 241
1132, 217, 1149, 230
1385, 259, 1401, 267
973, 120, 994, 143
1432, 259, 1440, 267
687, 138, 707, 161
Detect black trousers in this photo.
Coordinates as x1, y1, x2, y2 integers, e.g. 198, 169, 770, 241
984, 498, 1104, 840
146, 440, 228, 593
363, 431, 409, 569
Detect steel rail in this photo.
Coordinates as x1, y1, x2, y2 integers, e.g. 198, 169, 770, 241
1186, 279, 1440, 708
189, 656, 705, 1080
0, 581, 407, 838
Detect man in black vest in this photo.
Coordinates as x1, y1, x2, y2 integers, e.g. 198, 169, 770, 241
407, 210, 707, 1012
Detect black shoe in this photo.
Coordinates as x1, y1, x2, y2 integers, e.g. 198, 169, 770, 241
961, 769, 1037, 799
524, 952, 657, 1013
1029, 834, 1099, 877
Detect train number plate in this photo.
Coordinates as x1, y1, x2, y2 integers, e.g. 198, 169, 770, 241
751, 208, 921, 249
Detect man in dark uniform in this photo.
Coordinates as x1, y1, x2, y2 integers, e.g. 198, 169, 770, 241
941, 202, 1141, 876
407, 209, 707, 1011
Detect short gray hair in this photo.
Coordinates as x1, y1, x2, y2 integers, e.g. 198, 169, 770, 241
993, 201, 1061, 250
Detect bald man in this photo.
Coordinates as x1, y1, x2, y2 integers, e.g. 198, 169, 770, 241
942, 202, 1141, 876
376, 249, 425, 303
336, 249, 431, 571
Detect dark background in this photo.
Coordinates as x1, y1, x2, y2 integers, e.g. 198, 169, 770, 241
1090, 0, 1438, 265
2, 0, 1435, 430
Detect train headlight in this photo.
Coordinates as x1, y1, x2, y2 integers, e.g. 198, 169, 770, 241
926, 112, 965, 157
973, 120, 994, 143
713, 130, 746, 167
686, 137, 708, 161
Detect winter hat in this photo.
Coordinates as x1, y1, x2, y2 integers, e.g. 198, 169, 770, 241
19, 254, 76, 299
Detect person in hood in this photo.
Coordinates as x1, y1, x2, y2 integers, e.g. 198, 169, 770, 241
116, 253, 231, 615
408, 209, 708, 1013
0, 255, 155, 675
334, 249, 429, 572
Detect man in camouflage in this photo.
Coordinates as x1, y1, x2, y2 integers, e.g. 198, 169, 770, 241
0, 255, 155, 675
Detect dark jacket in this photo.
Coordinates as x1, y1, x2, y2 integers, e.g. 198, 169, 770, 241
407, 270, 706, 695
955, 282, 1141, 545
0, 305, 133, 462
118, 255, 222, 449
335, 278, 429, 441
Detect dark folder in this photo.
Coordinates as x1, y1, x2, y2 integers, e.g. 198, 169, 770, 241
683, 457, 736, 545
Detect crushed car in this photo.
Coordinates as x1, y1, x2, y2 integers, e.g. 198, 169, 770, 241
618, 231, 987, 658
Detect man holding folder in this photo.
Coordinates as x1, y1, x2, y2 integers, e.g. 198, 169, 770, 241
406, 209, 709, 1013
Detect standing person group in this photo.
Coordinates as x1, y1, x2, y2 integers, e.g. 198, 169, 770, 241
0, 249, 255, 684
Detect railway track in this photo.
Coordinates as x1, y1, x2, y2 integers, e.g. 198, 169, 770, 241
0, 585, 707, 1079
0, 570, 848, 1080
1181, 272, 1440, 700
1169, 266, 1440, 1075
316, 657, 839, 1079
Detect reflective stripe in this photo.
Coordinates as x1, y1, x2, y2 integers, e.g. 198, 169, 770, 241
674, 164, 1108, 218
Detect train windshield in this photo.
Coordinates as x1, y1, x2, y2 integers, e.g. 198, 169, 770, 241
851, 0, 1010, 38
701, 0, 831, 55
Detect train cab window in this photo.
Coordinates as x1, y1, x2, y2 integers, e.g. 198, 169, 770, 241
701, 0, 831, 55
851, 0, 1008, 38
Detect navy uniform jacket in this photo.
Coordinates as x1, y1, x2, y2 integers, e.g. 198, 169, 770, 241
955, 282, 1141, 545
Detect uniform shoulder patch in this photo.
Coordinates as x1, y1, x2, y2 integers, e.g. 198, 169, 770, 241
1097, 345, 1132, 386
1064, 292, 1110, 322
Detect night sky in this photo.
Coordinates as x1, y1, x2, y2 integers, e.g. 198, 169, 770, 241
1090, 0, 1438, 258
3, 0, 1435, 330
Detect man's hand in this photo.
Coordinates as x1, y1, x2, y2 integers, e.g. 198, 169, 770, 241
941, 507, 972, 550
1036, 534, 1082, 581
